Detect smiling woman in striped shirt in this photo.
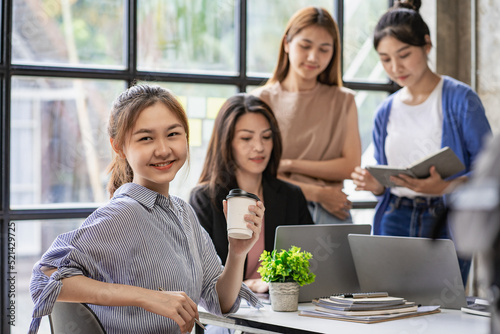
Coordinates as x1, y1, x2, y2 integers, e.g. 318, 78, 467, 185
29, 85, 264, 334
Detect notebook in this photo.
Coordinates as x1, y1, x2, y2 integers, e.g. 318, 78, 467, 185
366, 146, 465, 188
348, 234, 467, 310
274, 224, 371, 302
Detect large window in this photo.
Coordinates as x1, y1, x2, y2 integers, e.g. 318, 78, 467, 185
1, 1, 394, 333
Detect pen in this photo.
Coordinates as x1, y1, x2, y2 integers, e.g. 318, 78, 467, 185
158, 287, 206, 330
342, 292, 388, 298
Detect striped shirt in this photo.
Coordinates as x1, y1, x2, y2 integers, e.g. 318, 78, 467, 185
29, 183, 261, 334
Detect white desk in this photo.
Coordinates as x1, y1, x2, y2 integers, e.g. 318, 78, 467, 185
199, 303, 489, 334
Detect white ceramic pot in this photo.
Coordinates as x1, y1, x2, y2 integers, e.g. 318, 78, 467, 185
269, 282, 300, 312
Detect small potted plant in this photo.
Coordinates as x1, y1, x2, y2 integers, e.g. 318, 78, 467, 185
258, 246, 316, 311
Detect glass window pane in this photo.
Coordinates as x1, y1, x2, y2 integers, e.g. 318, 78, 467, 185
355, 89, 388, 153
342, 1, 388, 82
344, 89, 388, 202
10, 77, 126, 208
143, 81, 239, 200
138, 1, 237, 75
12, 219, 84, 334
247, 1, 334, 77
12, 0, 126, 68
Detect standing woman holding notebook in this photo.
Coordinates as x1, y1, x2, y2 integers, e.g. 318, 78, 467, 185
351, 0, 491, 284
252, 6, 362, 224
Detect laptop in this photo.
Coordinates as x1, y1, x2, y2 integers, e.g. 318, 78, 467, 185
274, 224, 371, 302
348, 234, 467, 309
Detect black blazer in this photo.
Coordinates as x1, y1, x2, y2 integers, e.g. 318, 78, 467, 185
189, 174, 313, 266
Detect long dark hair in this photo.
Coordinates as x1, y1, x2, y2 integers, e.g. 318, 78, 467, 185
198, 93, 282, 201
106, 84, 190, 197
267, 6, 342, 87
374, 0, 430, 50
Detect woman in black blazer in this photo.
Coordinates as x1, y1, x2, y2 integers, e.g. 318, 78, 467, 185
189, 93, 313, 293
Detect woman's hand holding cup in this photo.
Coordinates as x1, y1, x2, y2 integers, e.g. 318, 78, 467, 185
224, 189, 264, 256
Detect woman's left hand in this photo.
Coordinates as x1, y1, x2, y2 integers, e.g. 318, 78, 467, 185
390, 166, 450, 195
223, 200, 265, 256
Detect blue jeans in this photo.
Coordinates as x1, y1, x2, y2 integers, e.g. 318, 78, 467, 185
380, 194, 471, 286
380, 195, 447, 237
308, 201, 353, 224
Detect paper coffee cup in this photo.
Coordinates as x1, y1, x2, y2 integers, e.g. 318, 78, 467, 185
226, 189, 260, 239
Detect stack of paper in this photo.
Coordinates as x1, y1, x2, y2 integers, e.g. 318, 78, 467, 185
300, 294, 441, 323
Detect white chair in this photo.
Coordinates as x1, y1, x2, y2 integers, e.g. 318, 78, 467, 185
49, 302, 106, 334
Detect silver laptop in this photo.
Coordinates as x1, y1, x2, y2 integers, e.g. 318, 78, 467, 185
274, 224, 371, 302
348, 234, 467, 309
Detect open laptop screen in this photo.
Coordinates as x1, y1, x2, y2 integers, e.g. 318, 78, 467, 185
348, 234, 467, 309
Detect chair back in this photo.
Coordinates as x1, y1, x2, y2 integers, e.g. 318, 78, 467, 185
49, 302, 106, 334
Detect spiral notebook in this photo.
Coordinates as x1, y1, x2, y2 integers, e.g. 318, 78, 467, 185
274, 224, 371, 303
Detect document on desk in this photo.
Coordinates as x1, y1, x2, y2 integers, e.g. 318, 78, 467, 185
313, 298, 416, 313
366, 146, 465, 187
299, 306, 441, 324
327, 295, 405, 306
